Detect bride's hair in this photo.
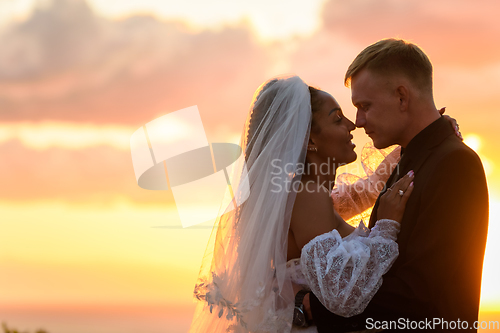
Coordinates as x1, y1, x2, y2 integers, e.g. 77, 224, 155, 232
245, 78, 278, 161
309, 86, 324, 134
245, 79, 323, 161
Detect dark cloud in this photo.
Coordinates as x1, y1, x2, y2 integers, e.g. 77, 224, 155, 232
0, 0, 105, 79
0, 0, 272, 133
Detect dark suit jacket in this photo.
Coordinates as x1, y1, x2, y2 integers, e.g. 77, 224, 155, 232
310, 116, 489, 332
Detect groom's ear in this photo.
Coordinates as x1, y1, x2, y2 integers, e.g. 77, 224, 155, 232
396, 85, 410, 112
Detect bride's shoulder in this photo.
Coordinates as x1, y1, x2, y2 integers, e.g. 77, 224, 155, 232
290, 179, 337, 250
291, 179, 333, 211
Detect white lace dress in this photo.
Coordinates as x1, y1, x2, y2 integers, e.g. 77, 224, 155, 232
288, 219, 400, 332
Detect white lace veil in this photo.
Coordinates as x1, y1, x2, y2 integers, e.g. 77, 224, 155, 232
189, 75, 312, 332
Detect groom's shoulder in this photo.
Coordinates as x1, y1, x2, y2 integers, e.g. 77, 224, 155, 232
432, 135, 483, 171
428, 137, 485, 184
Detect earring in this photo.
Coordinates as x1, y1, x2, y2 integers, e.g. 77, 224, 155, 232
307, 147, 317, 152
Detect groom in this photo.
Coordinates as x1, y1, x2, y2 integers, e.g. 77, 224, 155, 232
304, 39, 489, 332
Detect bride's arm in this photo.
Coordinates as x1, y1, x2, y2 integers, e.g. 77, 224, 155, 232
289, 184, 338, 251
289, 179, 360, 255
332, 146, 401, 221
299, 173, 413, 318
300, 218, 400, 318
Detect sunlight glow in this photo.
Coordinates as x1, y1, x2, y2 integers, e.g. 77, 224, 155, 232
0, 199, 211, 306
86, 0, 326, 41
465, 134, 482, 152
0, 122, 134, 150
480, 197, 500, 311
463, 133, 494, 176
0, 0, 35, 28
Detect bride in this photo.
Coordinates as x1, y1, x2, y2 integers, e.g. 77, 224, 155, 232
188, 75, 415, 332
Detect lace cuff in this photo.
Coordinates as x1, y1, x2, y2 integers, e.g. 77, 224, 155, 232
300, 221, 399, 317
368, 219, 400, 241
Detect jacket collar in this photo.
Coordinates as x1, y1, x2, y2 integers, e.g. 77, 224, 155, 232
399, 116, 455, 175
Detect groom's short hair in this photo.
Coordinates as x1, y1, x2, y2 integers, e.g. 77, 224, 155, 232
345, 38, 433, 94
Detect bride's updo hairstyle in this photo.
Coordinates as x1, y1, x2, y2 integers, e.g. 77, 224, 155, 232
308, 86, 324, 134
245, 78, 278, 162
245, 79, 323, 163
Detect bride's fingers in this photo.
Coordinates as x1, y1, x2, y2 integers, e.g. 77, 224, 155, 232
442, 114, 463, 140
399, 181, 414, 206
440, 107, 463, 140
443, 115, 458, 130
392, 171, 414, 191
378, 174, 414, 222
384, 171, 414, 198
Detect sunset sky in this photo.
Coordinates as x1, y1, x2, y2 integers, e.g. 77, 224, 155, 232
1, 0, 499, 332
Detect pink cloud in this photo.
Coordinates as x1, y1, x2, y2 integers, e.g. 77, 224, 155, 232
1, 0, 500, 205
0, 140, 173, 204
319, 0, 500, 66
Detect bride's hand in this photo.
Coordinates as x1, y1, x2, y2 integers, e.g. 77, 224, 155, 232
377, 171, 415, 223
439, 107, 463, 140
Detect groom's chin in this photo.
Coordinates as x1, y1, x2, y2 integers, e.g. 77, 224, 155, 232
347, 151, 358, 165
372, 140, 391, 150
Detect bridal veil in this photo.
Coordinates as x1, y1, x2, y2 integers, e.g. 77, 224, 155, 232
189, 75, 312, 332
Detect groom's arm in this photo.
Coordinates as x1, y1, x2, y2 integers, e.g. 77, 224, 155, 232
309, 147, 489, 330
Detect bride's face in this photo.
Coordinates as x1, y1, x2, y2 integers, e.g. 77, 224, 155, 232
308, 91, 357, 167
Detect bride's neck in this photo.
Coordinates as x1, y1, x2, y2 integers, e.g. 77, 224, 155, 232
301, 163, 337, 192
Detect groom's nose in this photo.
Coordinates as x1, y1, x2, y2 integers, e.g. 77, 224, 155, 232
355, 110, 366, 128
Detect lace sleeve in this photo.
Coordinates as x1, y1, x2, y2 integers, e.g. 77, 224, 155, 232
300, 219, 400, 318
